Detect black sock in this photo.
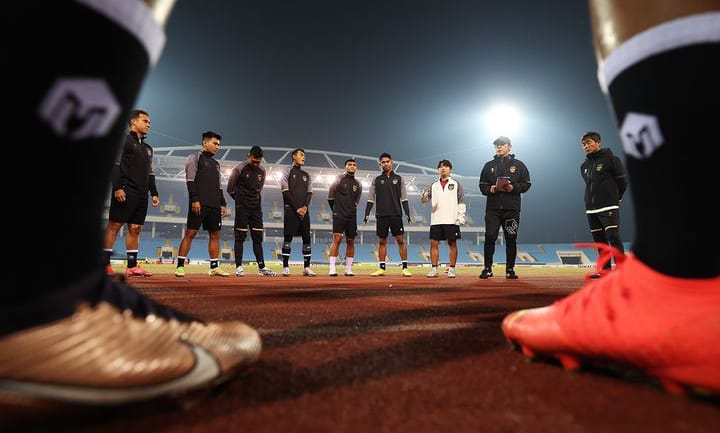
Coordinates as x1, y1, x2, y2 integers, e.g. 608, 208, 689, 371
607, 41, 720, 277
127, 251, 138, 268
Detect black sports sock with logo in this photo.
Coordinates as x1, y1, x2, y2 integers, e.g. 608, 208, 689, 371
605, 31, 719, 278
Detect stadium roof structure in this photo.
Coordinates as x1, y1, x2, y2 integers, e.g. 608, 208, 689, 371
152, 146, 482, 197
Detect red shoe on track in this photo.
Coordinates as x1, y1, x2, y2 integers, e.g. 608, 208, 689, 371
502, 244, 720, 395
125, 266, 153, 277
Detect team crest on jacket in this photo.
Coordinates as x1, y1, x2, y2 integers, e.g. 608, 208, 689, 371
302, 175, 307, 182
380, 179, 385, 184
596, 164, 604, 171
146, 148, 152, 156
352, 185, 358, 192
257, 175, 263, 182
448, 184, 455, 190
509, 166, 516, 173
392, 179, 398, 184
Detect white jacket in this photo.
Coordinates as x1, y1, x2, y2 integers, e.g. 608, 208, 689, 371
423, 177, 466, 225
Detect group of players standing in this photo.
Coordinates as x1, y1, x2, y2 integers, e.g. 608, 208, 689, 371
104, 112, 534, 279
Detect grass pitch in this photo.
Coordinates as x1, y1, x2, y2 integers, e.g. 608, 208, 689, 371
116, 261, 591, 277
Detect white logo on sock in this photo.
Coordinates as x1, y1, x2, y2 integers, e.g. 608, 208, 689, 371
619, 112, 664, 159
38, 78, 120, 140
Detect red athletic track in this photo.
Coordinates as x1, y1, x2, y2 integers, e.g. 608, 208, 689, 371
5, 273, 719, 433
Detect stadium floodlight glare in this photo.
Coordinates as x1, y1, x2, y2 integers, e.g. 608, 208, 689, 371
484, 104, 521, 140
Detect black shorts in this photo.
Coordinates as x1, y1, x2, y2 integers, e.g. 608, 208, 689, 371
376, 215, 404, 238
587, 209, 620, 232
235, 207, 264, 230
333, 217, 357, 238
186, 205, 222, 232
284, 208, 311, 237
429, 224, 461, 241
108, 192, 149, 225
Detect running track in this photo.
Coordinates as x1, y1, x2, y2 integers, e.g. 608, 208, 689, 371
7, 273, 720, 433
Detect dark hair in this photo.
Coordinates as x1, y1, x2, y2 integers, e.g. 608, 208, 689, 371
581, 131, 601, 142
344, 158, 357, 166
378, 152, 392, 161
437, 159, 452, 169
249, 145, 264, 158
292, 148, 305, 157
128, 109, 149, 126
202, 130, 222, 141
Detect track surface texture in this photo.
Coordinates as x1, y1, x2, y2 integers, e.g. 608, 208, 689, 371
4, 268, 719, 433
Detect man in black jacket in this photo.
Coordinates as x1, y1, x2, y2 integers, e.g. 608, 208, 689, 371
227, 145, 276, 277
478, 136, 531, 279
327, 159, 363, 276
280, 148, 316, 276
175, 131, 230, 277
364, 153, 413, 277
103, 109, 159, 277
580, 131, 628, 276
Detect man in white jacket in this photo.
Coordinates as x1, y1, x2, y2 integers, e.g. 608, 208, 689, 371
420, 159, 466, 278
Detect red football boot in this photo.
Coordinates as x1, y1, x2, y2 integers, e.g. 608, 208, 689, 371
502, 245, 720, 395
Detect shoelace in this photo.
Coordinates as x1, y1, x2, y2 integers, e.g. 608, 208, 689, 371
574, 242, 627, 281
554, 243, 629, 315
93, 275, 198, 323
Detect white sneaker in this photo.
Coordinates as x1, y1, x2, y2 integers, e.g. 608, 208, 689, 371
447, 267, 456, 278
282, 267, 290, 277
344, 269, 355, 276
329, 268, 338, 276
258, 268, 277, 276
303, 268, 317, 277
235, 266, 244, 277
426, 268, 439, 278
208, 267, 230, 277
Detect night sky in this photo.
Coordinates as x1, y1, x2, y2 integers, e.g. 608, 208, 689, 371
136, 0, 635, 244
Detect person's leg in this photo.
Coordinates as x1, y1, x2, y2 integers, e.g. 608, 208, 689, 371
427, 239, 440, 278
397, 234, 412, 276
502, 0, 720, 394
125, 224, 142, 265
502, 211, 520, 278
481, 210, 500, 278
104, 197, 129, 271
587, 213, 610, 270
249, 210, 264, 269
208, 231, 220, 266
448, 239, 458, 267
369, 237, 388, 276
329, 233, 343, 276
103, 220, 124, 271
281, 234, 293, 275
281, 209, 297, 275
1, 0, 260, 406
377, 237, 388, 270
396, 234, 408, 264
343, 220, 357, 276
344, 239, 355, 276
301, 222, 315, 276
429, 239, 440, 267
123, 195, 152, 276
233, 210, 248, 272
